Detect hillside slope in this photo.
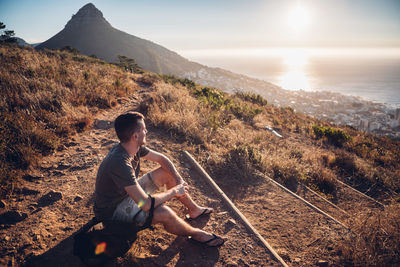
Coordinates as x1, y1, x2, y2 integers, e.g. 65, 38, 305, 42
36, 3, 200, 75
1, 45, 399, 266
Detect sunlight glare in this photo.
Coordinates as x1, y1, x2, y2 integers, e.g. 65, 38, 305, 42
288, 5, 310, 33
278, 49, 311, 91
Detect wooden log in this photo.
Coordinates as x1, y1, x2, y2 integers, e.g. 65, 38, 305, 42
183, 151, 289, 267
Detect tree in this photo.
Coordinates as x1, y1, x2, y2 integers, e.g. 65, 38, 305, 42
116, 55, 143, 74
0, 22, 17, 43
61, 45, 80, 55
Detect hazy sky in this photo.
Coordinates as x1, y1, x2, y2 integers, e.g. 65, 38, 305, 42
1, 0, 400, 51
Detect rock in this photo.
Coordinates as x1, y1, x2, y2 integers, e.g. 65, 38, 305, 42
94, 119, 113, 130
38, 190, 63, 206
74, 195, 83, 202
0, 200, 6, 208
0, 210, 28, 224
317, 260, 329, 267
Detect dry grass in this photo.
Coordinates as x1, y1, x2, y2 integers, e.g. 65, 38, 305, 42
140, 74, 400, 266
0, 44, 140, 194
339, 203, 400, 266
2, 45, 400, 265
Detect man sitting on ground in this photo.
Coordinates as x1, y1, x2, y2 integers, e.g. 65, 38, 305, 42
93, 112, 225, 247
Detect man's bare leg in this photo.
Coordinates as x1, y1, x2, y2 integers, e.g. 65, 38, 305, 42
150, 167, 213, 219
152, 204, 224, 246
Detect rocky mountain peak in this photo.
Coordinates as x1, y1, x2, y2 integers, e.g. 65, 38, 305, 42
65, 3, 110, 29
75, 3, 103, 18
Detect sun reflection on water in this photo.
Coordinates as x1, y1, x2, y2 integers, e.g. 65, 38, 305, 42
278, 50, 312, 91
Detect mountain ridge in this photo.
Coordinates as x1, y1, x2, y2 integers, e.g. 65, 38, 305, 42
37, 3, 200, 75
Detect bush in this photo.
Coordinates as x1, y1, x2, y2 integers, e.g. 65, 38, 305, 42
235, 91, 267, 106
160, 75, 196, 90
193, 87, 231, 110
312, 125, 351, 147
230, 102, 262, 121
225, 144, 263, 181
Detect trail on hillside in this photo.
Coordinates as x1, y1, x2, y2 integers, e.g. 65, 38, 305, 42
0, 93, 280, 266
0, 91, 388, 267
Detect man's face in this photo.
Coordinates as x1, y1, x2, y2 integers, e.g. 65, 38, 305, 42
134, 119, 147, 146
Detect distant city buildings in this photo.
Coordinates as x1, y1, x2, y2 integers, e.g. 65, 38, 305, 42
183, 68, 400, 139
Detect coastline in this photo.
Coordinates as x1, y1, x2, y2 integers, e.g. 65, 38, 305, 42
182, 66, 400, 139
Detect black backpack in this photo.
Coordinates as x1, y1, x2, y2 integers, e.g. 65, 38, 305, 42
73, 197, 155, 266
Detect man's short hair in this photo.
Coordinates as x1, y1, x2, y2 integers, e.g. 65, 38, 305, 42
114, 112, 144, 143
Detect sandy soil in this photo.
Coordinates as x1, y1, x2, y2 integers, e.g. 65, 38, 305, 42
0, 92, 384, 266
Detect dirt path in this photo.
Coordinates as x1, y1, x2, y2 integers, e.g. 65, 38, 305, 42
1, 90, 386, 266
0, 93, 281, 266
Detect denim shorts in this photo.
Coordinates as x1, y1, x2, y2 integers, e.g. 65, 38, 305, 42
111, 172, 159, 226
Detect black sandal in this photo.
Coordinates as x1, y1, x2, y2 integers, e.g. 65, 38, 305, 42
185, 208, 213, 221
188, 234, 225, 247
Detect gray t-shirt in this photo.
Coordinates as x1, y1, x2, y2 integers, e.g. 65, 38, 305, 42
93, 143, 150, 220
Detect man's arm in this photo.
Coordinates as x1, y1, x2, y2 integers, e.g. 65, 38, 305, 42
124, 182, 187, 212
142, 149, 185, 184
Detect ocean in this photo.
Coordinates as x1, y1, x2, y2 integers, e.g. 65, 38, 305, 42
180, 48, 400, 108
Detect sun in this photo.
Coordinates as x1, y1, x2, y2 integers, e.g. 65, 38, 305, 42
287, 5, 310, 33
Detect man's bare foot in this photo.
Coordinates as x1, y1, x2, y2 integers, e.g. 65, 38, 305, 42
186, 207, 213, 221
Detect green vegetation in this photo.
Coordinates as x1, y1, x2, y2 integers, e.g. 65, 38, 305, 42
234, 91, 268, 106
312, 125, 352, 147
115, 55, 144, 74
160, 74, 196, 89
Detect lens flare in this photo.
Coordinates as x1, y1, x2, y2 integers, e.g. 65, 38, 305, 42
95, 242, 107, 255
138, 199, 145, 208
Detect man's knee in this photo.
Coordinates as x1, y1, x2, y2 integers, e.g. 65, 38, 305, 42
152, 168, 177, 188
152, 204, 176, 223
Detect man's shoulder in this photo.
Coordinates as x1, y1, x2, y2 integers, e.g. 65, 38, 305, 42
101, 144, 131, 168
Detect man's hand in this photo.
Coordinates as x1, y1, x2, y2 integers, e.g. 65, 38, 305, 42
174, 183, 188, 198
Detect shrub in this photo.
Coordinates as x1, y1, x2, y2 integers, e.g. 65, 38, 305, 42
160, 75, 196, 90
312, 125, 351, 147
193, 87, 231, 110
235, 91, 267, 106
271, 161, 300, 191
225, 144, 263, 181
303, 167, 337, 199
229, 102, 262, 121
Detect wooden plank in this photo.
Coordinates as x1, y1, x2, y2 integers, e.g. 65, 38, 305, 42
183, 151, 289, 267
262, 175, 350, 230
337, 178, 384, 208
300, 183, 350, 217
